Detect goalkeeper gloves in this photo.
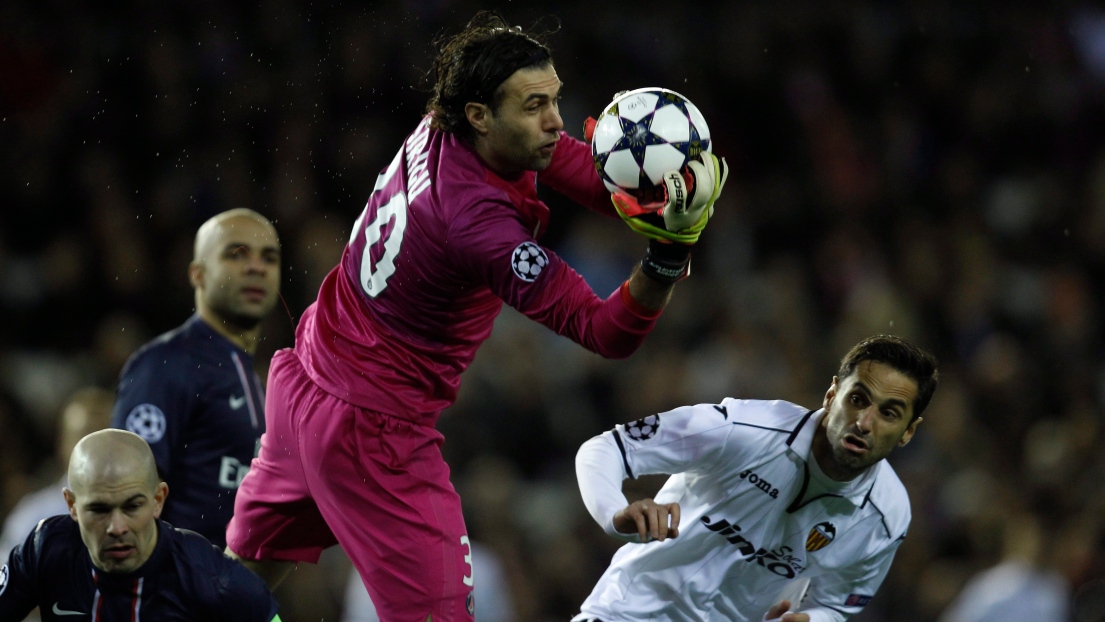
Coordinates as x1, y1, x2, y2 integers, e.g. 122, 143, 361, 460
610, 152, 729, 246
614, 153, 728, 284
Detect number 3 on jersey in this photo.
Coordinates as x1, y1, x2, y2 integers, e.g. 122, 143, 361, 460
461, 535, 474, 587
350, 151, 408, 298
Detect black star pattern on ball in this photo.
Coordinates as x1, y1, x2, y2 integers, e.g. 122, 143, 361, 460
615, 114, 669, 171
610, 97, 709, 190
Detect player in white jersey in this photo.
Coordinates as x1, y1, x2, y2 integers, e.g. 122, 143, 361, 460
574, 335, 939, 622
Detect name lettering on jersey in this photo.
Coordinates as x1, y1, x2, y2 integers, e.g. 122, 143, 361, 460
702, 515, 756, 556
702, 515, 807, 579
219, 456, 250, 489
0, 563, 8, 597
750, 545, 806, 578
405, 118, 432, 202
739, 469, 780, 498
712, 404, 728, 419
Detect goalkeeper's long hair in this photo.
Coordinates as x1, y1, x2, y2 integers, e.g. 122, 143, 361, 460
425, 11, 559, 143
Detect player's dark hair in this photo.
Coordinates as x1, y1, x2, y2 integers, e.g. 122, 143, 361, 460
838, 335, 939, 421
426, 11, 556, 142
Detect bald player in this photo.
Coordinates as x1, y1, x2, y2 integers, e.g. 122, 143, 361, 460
0, 430, 280, 620
112, 208, 281, 547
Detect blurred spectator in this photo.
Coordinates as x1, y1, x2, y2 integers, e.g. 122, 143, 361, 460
0, 386, 114, 557
938, 512, 1070, 622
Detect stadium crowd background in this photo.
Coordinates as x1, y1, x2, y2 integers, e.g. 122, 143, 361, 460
3, 1, 1105, 620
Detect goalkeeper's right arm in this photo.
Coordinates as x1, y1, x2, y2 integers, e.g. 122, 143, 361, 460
613, 152, 729, 300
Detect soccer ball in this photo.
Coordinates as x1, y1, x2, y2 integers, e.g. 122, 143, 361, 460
590, 87, 712, 201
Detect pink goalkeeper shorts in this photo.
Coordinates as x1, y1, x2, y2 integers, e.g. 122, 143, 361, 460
227, 349, 475, 621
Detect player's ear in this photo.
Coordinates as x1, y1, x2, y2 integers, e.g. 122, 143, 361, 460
153, 481, 169, 517
823, 376, 838, 410
899, 417, 923, 447
465, 102, 491, 136
63, 487, 78, 521
188, 261, 204, 290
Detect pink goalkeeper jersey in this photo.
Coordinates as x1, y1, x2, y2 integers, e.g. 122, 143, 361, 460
295, 116, 661, 425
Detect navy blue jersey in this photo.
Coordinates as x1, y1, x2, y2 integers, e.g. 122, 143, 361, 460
112, 315, 265, 548
0, 516, 278, 621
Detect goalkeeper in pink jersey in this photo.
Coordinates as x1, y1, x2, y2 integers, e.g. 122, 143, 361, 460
225, 10, 728, 621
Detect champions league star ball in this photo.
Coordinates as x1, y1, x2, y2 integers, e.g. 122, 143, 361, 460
590, 87, 712, 201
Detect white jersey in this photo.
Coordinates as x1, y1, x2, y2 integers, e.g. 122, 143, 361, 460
574, 399, 910, 622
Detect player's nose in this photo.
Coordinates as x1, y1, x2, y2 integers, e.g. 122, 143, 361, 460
855, 407, 876, 433
545, 105, 564, 133
106, 511, 129, 536
244, 253, 268, 274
